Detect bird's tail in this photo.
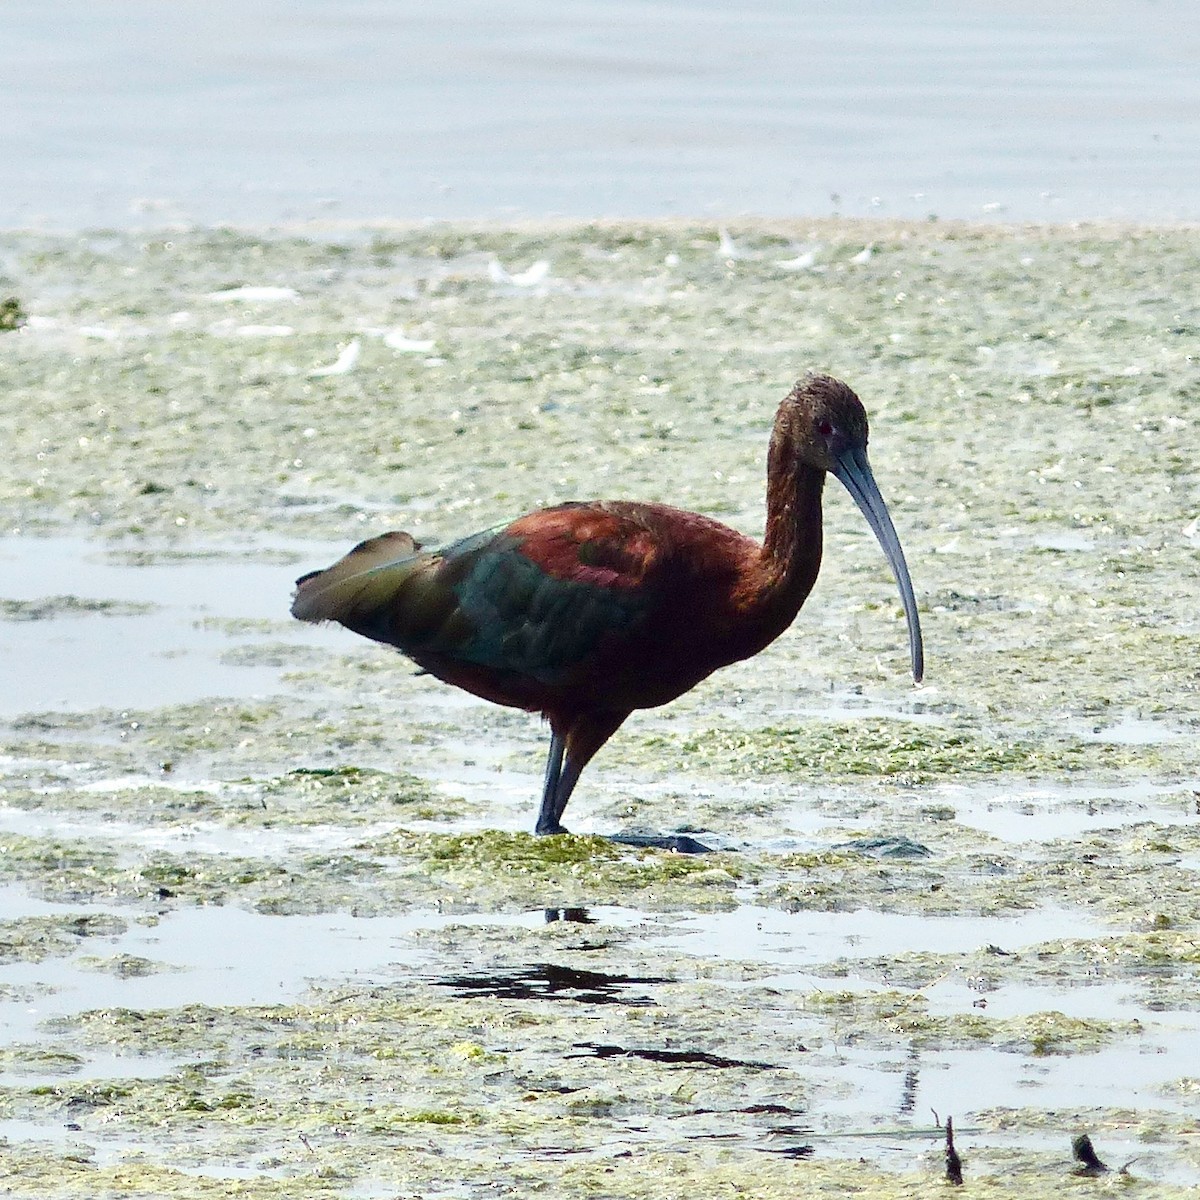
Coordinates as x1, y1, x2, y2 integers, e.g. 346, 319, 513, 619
291, 531, 433, 642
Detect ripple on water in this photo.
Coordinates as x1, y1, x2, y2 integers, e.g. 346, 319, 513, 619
0, 536, 349, 715
0, 902, 562, 1050
655, 902, 1109, 970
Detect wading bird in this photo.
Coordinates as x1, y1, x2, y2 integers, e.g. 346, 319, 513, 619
292, 374, 923, 840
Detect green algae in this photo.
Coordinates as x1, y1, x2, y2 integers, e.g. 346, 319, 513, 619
375, 829, 747, 910
260, 765, 454, 823
0, 822, 742, 913
0, 1149, 1150, 1200
2, 976, 1181, 1198
0, 296, 26, 332
3, 220, 1200, 1197
760, 822, 1200, 927
0, 1047, 87, 1076
800, 989, 1133, 1054
0, 829, 336, 908
0, 596, 156, 620
74, 954, 170, 978
0, 835, 122, 901
0, 915, 128, 965
816, 930, 1200, 1003
654, 717, 1161, 784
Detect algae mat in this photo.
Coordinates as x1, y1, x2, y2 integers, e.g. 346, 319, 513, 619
0, 220, 1198, 1196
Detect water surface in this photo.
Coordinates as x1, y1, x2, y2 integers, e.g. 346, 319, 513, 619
4, 0, 1200, 228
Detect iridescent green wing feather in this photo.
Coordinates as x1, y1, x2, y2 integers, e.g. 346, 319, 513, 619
292, 507, 655, 682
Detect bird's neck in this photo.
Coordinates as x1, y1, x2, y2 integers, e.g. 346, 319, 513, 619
756, 458, 826, 618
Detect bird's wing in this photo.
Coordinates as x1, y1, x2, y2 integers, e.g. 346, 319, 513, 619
292, 506, 659, 682
441, 505, 657, 680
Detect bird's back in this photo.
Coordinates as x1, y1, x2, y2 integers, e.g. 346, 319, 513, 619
293, 501, 777, 716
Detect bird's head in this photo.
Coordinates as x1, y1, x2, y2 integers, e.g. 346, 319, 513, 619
775, 373, 924, 683
780, 373, 870, 472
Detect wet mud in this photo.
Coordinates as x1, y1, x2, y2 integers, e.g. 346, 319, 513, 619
0, 219, 1198, 1196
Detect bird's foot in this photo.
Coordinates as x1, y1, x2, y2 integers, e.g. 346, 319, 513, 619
607, 831, 714, 855
834, 835, 931, 859
534, 820, 570, 836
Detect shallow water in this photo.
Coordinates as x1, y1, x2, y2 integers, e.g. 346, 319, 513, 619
1, 222, 1199, 1196
656, 902, 1107, 965
0, 882, 1197, 1185
0, 903, 555, 1046
4, 0, 1200, 228
0, 536, 345, 714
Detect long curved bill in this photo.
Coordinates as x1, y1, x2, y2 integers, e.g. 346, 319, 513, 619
831, 444, 924, 683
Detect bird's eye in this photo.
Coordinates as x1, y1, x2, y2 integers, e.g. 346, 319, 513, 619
817, 419, 834, 438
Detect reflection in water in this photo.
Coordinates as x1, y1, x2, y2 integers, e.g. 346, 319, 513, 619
1072, 1134, 1110, 1177
944, 1116, 964, 1186
759, 1141, 817, 1161
544, 907, 594, 924
434, 963, 668, 1006
898, 1042, 920, 1115
566, 1042, 775, 1070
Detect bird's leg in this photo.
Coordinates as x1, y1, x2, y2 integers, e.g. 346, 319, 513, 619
556, 715, 714, 853
534, 731, 567, 835
532, 712, 709, 851
550, 712, 628, 829
549, 757, 584, 828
